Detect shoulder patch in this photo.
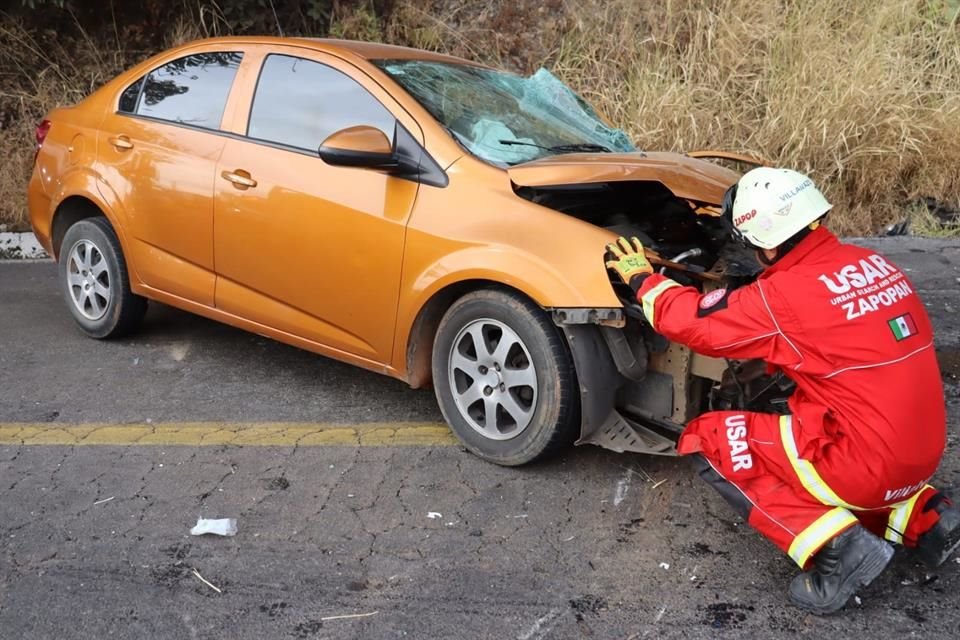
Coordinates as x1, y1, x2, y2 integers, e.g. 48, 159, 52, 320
700, 288, 728, 309
697, 288, 730, 317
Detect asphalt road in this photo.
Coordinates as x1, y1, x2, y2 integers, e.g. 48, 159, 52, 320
1, 237, 959, 639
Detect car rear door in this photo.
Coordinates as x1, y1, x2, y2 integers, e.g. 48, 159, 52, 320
96, 49, 244, 305
212, 49, 420, 363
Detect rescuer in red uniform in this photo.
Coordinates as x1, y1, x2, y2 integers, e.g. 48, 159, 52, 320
605, 167, 959, 614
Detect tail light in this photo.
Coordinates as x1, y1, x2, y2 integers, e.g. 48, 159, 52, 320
35, 119, 52, 159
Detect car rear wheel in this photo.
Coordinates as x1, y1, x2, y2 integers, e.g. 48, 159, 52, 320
432, 289, 579, 466
59, 217, 147, 339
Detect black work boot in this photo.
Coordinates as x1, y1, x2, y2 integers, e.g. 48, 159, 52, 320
915, 497, 960, 568
789, 525, 894, 615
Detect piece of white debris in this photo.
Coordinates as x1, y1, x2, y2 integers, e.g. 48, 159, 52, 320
659, 562, 670, 570
854, 596, 862, 606
427, 512, 442, 519
92, 496, 115, 506
191, 568, 222, 593
320, 611, 379, 622
190, 517, 237, 536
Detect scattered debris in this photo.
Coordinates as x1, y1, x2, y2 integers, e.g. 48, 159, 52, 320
190, 517, 237, 536
426, 512, 442, 519
659, 562, 670, 570
518, 608, 561, 640
563, 535, 576, 542
320, 611, 379, 622
614, 469, 632, 506
259, 476, 290, 491
92, 496, 115, 505
191, 568, 222, 593
569, 595, 607, 622
884, 220, 909, 236
293, 620, 323, 637
655, 605, 667, 623
259, 602, 288, 618
854, 596, 862, 606
702, 603, 754, 629
651, 479, 668, 490
900, 573, 938, 587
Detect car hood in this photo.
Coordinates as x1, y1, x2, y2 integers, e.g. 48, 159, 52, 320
507, 151, 739, 205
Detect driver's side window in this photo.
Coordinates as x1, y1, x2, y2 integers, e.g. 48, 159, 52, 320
247, 55, 396, 152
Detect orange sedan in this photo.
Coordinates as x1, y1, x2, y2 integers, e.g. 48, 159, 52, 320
29, 37, 764, 465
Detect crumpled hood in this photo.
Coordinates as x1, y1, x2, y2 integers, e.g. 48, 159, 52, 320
507, 151, 740, 205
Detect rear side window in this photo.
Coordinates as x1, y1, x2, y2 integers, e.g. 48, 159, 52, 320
136, 52, 243, 129
247, 55, 396, 152
118, 76, 144, 113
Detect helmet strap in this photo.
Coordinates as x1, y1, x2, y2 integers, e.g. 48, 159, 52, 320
756, 247, 779, 266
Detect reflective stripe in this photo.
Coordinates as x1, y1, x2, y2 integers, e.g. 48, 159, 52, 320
779, 416, 866, 511
640, 280, 681, 326
885, 485, 932, 544
788, 507, 859, 567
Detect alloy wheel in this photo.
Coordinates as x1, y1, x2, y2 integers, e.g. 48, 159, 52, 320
66, 239, 111, 321
447, 318, 539, 440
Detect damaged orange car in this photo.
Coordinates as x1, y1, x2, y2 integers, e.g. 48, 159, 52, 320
29, 37, 775, 465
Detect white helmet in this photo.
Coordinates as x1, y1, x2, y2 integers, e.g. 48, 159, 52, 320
726, 167, 832, 250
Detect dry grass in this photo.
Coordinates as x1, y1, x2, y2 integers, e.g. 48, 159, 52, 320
551, 0, 960, 236
2, 0, 960, 236
0, 17, 202, 230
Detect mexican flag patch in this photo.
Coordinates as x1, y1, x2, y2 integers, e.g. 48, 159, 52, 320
888, 313, 917, 341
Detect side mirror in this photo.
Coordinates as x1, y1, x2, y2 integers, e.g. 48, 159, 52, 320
318, 125, 398, 170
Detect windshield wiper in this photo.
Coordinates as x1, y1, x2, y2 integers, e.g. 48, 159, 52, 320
498, 140, 612, 153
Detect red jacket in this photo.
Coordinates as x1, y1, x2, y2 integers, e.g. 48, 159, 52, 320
637, 227, 945, 488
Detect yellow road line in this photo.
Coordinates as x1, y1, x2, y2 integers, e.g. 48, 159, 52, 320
0, 422, 457, 447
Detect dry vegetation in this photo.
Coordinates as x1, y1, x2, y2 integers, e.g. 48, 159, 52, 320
2, 0, 959, 235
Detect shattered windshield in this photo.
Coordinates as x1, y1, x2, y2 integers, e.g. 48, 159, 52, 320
374, 59, 636, 166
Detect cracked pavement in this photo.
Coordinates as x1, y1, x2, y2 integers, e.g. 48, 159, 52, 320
1, 237, 959, 639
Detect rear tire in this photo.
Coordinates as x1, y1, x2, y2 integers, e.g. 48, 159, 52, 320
431, 289, 579, 466
59, 217, 147, 339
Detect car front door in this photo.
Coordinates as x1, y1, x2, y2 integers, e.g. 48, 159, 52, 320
96, 50, 244, 305
213, 51, 420, 363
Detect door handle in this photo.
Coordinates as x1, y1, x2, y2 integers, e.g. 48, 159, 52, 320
221, 170, 257, 189
108, 135, 134, 150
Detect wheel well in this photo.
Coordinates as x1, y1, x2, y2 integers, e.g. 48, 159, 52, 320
51, 196, 105, 259
405, 280, 542, 389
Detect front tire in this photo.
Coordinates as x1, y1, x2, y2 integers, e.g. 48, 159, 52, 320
432, 289, 579, 466
59, 217, 147, 339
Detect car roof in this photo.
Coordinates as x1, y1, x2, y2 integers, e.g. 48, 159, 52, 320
181, 36, 485, 67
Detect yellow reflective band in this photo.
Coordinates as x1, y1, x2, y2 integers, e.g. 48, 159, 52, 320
640, 279, 681, 326
780, 416, 866, 511
788, 507, 859, 568
885, 485, 932, 544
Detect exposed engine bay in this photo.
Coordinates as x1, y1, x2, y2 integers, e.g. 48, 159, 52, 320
516, 180, 760, 286
515, 179, 794, 455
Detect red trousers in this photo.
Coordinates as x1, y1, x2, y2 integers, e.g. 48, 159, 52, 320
680, 410, 943, 568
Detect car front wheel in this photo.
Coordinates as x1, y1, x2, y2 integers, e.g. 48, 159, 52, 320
59, 217, 147, 339
431, 289, 579, 466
